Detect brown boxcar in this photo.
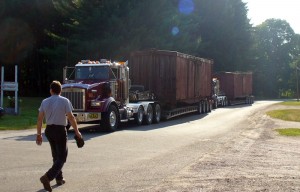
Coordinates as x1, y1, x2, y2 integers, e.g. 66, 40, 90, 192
214, 71, 253, 101
129, 49, 213, 109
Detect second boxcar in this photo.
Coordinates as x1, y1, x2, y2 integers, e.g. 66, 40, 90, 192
214, 71, 254, 105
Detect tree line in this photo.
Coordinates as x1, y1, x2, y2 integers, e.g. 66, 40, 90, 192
0, 0, 299, 98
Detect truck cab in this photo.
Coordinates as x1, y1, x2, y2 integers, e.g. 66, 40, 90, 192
62, 59, 159, 132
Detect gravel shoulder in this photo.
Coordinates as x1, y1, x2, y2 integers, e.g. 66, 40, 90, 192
153, 103, 300, 192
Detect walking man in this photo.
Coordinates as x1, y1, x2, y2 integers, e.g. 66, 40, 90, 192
36, 80, 82, 191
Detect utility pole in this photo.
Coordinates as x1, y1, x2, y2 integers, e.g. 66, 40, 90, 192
297, 65, 300, 101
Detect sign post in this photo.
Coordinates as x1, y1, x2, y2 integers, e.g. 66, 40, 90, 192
0, 66, 19, 114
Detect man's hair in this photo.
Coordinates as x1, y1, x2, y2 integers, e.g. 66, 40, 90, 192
50, 80, 62, 94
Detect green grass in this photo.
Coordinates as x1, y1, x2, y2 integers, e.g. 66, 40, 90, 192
275, 128, 300, 136
266, 109, 300, 122
0, 97, 43, 130
278, 101, 300, 106
268, 100, 300, 137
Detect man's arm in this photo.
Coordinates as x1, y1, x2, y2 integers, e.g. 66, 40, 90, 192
36, 111, 44, 145
67, 112, 82, 138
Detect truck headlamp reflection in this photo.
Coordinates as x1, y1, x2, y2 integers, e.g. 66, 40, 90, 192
91, 100, 101, 107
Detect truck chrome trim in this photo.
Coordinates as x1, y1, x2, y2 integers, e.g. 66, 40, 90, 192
62, 88, 85, 111
73, 112, 101, 122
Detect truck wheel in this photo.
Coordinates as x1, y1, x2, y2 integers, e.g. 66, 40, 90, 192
153, 103, 161, 123
144, 104, 153, 125
198, 102, 203, 114
206, 101, 210, 112
102, 105, 119, 132
134, 105, 144, 125
208, 102, 212, 112
206, 101, 209, 112
246, 97, 250, 104
204, 101, 209, 113
213, 100, 218, 109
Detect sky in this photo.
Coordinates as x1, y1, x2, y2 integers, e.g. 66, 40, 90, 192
242, 0, 300, 34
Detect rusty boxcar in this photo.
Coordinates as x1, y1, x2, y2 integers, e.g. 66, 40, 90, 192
129, 49, 214, 119
213, 72, 254, 105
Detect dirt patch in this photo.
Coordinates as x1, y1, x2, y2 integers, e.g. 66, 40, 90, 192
153, 103, 300, 192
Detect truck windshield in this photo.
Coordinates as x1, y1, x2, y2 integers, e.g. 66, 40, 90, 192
75, 66, 109, 80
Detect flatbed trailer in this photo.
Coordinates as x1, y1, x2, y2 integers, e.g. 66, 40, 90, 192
129, 49, 214, 118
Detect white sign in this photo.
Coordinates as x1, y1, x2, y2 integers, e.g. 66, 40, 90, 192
1, 82, 18, 91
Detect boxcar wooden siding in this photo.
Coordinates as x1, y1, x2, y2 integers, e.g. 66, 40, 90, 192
129, 50, 213, 107
214, 72, 253, 100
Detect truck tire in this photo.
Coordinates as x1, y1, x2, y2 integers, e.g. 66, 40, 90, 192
102, 105, 119, 132
134, 105, 144, 125
153, 103, 161, 123
198, 101, 203, 114
205, 101, 210, 113
208, 102, 212, 112
203, 101, 208, 113
144, 104, 153, 125
213, 99, 218, 109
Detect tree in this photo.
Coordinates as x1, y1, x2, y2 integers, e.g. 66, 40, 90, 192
194, 0, 252, 72
252, 19, 295, 98
1, 0, 255, 96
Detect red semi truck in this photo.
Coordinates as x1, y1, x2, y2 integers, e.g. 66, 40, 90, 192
61, 50, 214, 131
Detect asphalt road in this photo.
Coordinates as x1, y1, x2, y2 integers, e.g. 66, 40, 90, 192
0, 100, 280, 192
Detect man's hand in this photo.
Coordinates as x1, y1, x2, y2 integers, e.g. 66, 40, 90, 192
75, 131, 82, 139
36, 134, 43, 145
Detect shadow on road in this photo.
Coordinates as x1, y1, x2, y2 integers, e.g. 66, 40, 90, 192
1, 112, 209, 142
1, 103, 254, 142
1, 125, 110, 142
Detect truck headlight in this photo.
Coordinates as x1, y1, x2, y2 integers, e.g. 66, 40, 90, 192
91, 100, 101, 107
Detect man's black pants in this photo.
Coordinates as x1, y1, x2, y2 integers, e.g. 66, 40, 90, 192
45, 125, 68, 181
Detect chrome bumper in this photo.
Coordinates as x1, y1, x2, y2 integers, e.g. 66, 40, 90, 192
73, 112, 101, 122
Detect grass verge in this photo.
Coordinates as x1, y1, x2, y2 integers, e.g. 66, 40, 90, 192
275, 128, 300, 136
268, 100, 300, 137
277, 100, 300, 106
0, 97, 43, 130
266, 109, 300, 122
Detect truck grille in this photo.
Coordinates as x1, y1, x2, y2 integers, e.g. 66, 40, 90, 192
61, 88, 85, 111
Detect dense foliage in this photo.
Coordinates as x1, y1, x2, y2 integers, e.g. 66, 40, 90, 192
0, 0, 299, 98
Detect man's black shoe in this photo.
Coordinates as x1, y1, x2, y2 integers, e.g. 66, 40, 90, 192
40, 175, 52, 192
56, 178, 66, 186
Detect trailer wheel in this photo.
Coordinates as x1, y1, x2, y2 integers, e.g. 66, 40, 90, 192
246, 97, 249, 104
102, 105, 119, 132
203, 101, 208, 113
206, 101, 209, 112
134, 105, 144, 125
206, 101, 210, 112
198, 102, 203, 114
208, 102, 212, 112
213, 100, 218, 109
144, 104, 153, 125
153, 103, 161, 123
